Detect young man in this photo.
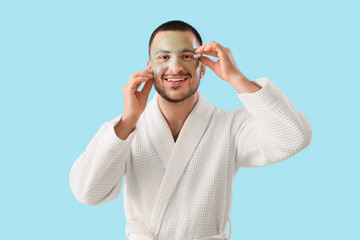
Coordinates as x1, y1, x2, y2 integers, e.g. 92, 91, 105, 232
69, 20, 312, 240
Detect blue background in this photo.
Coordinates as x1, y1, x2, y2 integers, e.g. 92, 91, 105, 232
1, 0, 359, 239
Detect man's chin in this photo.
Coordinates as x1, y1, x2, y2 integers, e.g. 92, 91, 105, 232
155, 90, 194, 103
154, 81, 199, 103
159, 93, 188, 103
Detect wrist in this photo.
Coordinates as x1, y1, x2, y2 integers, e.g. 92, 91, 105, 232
229, 75, 261, 94
121, 113, 139, 124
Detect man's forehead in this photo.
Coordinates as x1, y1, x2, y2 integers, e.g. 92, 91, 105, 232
153, 30, 195, 41
151, 31, 198, 54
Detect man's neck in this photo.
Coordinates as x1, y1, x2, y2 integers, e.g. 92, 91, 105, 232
157, 92, 199, 140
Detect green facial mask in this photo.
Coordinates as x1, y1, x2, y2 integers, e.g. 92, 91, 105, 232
150, 32, 202, 78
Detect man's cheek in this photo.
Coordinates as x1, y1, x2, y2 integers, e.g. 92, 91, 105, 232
153, 65, 166, 80
189, 61, 201, 77
196, 63, 202, 76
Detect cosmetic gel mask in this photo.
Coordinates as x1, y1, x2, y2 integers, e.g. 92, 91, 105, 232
150, 32, 202, 78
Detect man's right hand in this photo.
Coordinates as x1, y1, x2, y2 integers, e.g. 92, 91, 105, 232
115, 69, 154, 140
123, 69, 154, 121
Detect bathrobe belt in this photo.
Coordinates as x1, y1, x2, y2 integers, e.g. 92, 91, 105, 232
126, 214, 232, 240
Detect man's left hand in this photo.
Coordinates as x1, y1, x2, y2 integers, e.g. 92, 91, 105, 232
195, 41, 261, 93
195, 41, 248, 84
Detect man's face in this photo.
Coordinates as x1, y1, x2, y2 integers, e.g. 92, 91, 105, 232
147, 31, 205, 103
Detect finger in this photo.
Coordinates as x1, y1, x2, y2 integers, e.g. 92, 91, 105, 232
140, 68, 153, 74
128, 76, 152, 91
131, 69, 153, 77
195, 41, 219, 52
132, 74, 153, 82
201, 47, 219, 58
196, 42, 227, 59
195, 42, 213, 53
133, 70, 153, 78
145, 69, 153, 75
199, 56, 217, 70
196, 47, 217, 57
141, 78, 153, 95
132, 76, 152, 85
143, 73, 153, 79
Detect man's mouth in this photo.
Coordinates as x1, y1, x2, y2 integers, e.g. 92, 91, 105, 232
163, 76, 189, 82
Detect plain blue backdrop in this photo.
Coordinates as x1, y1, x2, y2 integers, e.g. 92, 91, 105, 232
1, 0, 359, 239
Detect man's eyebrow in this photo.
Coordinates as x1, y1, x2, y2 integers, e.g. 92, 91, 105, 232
156, 50, 171, 55
178, 49, 195, 53
155, 49, 195, 55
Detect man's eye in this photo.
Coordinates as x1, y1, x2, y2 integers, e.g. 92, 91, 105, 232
158, 55, 169, 60
182, 54, 194, 60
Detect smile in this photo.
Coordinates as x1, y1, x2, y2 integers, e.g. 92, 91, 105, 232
164, 76, 189, 82
166, 78, 186, 82
163, 76, 189, 86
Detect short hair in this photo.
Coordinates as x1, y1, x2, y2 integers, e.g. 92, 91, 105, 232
148, 20, 203, 57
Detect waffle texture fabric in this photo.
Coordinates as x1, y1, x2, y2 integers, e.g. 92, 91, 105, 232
69, 77, 312, 240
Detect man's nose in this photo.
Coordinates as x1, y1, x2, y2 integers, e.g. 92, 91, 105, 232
167, 57, 184, 73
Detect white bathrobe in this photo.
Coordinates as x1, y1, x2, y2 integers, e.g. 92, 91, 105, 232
69, 77, 312, 240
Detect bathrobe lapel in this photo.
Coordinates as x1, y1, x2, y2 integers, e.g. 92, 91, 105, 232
145, 91, 214, 238
146, 94, 176, 170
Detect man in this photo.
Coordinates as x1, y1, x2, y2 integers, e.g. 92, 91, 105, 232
69, 20, 312, 240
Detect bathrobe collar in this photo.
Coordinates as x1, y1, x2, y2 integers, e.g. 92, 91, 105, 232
145, 91, 214, 170
144, 90, 214, 238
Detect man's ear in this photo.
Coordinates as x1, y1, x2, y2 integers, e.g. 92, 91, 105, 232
147, 59, 151, 70
200, 62, 206, 79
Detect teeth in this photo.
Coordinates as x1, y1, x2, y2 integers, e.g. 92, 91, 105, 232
166, 78, 186, 82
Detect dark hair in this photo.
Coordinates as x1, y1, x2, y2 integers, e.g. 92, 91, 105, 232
148, 20, 202, 57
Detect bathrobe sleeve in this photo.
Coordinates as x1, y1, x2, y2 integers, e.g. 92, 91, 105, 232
234, 77, 312, 169
69, 115, 137, 206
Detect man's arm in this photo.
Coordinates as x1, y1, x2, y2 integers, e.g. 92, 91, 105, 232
69, 115, 136, 206
195, 41, 312, 169
69, 69, 153, 206
233, 77, 312, 169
